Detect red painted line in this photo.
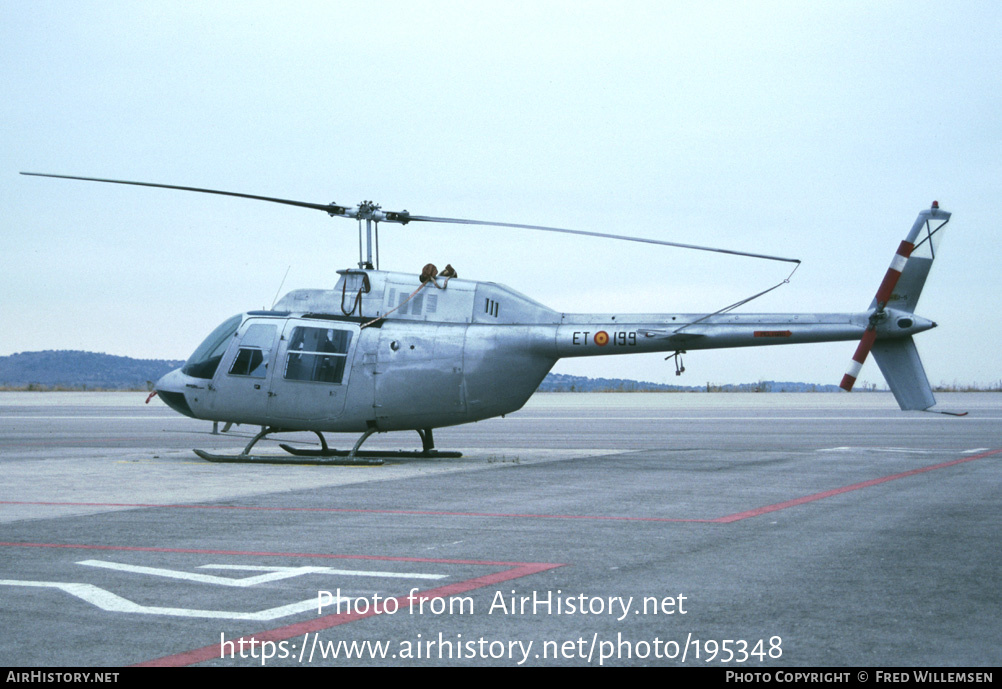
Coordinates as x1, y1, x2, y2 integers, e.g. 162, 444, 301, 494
0, 541, 564, 667
2, 449, 996, 529
0, 501, 711, 523
0, 541, 547, 568
138, 561, 560, 667
3, 450, 996, 665
0, 439, 156, 447
713, 448, 1002, 523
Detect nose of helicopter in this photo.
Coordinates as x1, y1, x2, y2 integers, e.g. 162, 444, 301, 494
153, 368, 197, 418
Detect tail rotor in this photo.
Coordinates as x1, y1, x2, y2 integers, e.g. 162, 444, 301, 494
839, 236, 917, 391
839, 202, 951, 405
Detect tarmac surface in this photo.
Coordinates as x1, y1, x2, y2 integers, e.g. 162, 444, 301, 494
1, 391, 1000, 667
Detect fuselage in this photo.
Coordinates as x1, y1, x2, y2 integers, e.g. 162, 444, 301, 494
154, 268, 935, 432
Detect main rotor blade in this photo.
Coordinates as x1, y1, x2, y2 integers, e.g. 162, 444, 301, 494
20, 172, 346, 216
22, 172, 800, 264
407, 214, 801, 264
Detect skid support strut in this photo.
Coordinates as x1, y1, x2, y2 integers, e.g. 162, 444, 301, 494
193, 426, 384, 465
278, 427, 462, 460
195, 424, 464, 464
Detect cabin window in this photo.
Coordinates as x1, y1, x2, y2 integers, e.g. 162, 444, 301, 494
230, 348, 265, 377
284, 326, 353, 384
228, 323, 277, 378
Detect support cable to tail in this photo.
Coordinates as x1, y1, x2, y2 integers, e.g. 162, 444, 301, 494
674, 262, 800, 334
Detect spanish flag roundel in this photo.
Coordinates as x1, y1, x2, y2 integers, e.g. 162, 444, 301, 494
594, 331, 609, 346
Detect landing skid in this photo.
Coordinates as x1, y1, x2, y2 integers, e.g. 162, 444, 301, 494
192, 449, 384, 466
277, 446, 462, 459
192, 426, 461, 465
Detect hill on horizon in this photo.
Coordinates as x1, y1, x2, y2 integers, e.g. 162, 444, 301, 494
0, 350, 184, 390
0, 350, 846, 393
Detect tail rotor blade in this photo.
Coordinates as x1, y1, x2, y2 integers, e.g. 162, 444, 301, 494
840, 240, 914, 391
840, 327, 878, 392
872, 240, 915, 309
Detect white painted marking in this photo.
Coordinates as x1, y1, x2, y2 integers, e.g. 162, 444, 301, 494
2, 559, 444, 620
890, 254, 908, 272
493, 416, 1000, 421
200, 564, 445, 580
0, 579, 333, 620
4, 414, 997, 424
79, 560, 445, 584
79, 560, 322, 586
817, 447, 981, 455
0, 416, 181, 421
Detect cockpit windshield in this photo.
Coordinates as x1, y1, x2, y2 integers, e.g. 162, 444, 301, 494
181, 314, 242, 379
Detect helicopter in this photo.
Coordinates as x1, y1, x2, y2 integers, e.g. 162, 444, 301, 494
21, 172, 954, 465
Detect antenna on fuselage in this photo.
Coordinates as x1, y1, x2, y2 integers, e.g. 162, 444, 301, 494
270, 265, 291, 310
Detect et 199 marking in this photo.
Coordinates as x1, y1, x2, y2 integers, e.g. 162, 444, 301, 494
572, 331, 637, 346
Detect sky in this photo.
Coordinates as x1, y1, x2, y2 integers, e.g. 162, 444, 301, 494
3, 1, 1000, 388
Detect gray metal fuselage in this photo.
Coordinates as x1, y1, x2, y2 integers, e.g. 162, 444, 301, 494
154, 268, 935, 432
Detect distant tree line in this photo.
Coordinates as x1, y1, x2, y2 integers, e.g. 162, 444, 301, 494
536, 372, 844, 393
0, 351, 183, 391
1, 351, 996, 392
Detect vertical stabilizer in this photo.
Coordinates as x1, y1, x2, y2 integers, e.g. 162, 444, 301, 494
870, 337, 936, 411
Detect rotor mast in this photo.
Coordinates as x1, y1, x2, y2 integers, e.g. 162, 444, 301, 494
339, 200, 411, 270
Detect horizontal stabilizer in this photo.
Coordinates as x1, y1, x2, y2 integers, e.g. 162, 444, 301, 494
870, 336, 935, 411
